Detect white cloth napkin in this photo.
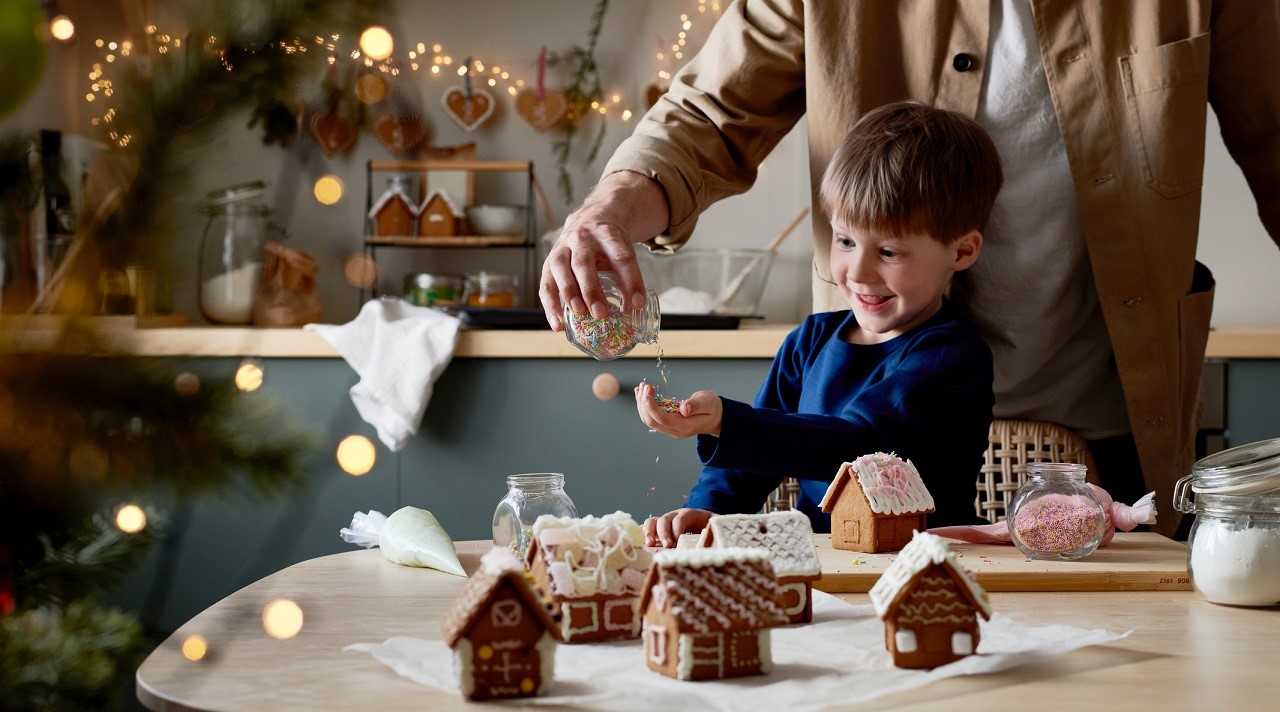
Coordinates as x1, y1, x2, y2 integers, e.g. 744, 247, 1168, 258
306, 297, 461, 451
346, 590, 1129, 711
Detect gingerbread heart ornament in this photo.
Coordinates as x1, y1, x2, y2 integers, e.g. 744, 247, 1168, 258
516, 89, 569, 133
442, 86, 495, 132
310, 111, 356, 157
373, 114, 427, 156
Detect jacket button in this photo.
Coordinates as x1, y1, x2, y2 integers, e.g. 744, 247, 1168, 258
952, 53, 974, 72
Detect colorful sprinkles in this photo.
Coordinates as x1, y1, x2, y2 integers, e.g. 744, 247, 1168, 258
652, 347, 684, 412
567, 309, 639, 360
1012, 499, 1105, 553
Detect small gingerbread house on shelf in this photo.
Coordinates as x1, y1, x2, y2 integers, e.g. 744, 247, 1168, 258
638, 548, 789, 681
820, 452, 936, 553
868, 531, 992, 669
417, 189, 464, 237
696, 510, 822, 624
523, 511, 652, 643
441, 548, 560, 701
367, 182, 416, 236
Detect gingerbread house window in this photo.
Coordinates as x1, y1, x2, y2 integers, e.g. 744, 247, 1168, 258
646, 625, 668, 665
895, 630, 918, 653
951, 631, 973, 655
490, 600, 522, 628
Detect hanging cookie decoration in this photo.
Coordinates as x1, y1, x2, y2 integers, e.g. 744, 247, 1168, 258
442, 57, 495, 132
373, 113, 427, 156
309, 65, 358, 157
516, 47, 568, 133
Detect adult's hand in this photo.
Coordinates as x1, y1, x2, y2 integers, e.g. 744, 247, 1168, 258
539, 171, 671, 331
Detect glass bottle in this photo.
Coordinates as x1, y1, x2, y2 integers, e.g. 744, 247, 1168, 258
1174, 437, 1280, 607
564, 272, 660, 360
1007, 462, 1107, 560
198, 181, 270, 324
492, 473, 577, 558
463, 271, 519, 307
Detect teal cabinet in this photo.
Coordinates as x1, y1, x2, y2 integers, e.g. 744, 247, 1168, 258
1224, 360, 1280, 446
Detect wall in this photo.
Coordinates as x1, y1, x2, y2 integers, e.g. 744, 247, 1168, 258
4, 0, 1276, 327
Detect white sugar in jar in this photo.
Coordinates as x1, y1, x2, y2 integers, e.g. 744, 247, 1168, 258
1175, 438, 1280, 607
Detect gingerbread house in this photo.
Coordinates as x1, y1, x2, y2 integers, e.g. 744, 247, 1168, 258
417, 189, 464, 237
697, 510, 822, 624
638, 547, 789, 680
820, 452, 936, 553
368, 183, 416, 236
523, 511, 652, 643
441, 547, 559, 701
868, 531, 992, 669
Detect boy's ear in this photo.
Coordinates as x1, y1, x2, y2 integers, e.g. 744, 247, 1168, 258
951, 229, 983, 271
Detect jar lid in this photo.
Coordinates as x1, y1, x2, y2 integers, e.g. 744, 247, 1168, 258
1173, 437, 1280, 512
206, 181, 267, 207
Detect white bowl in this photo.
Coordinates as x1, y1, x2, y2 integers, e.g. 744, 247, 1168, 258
465, 204, 527, 236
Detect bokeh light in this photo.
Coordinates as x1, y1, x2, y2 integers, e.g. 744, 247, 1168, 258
262, 599, 304, 639
354, 73, 386, 103
336, 434, 376, 476
51, 15, 76, 43
115, 504, 147, 533
235, 360, 263, 392
358, 26, 393, 61
181, 635, 208, 661
313, 175, 343, 205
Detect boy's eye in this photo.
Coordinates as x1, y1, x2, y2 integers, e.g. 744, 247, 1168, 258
834, 236, 854, 249
879, 248, 900, 259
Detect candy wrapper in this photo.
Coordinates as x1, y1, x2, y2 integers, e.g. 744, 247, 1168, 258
340, 506, 466, 576
928, 485, 1157, 548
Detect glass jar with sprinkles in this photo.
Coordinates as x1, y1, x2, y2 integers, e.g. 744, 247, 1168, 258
492, 473, 578, 558
1174, 437, 1280, 607
564, 272, 660, 360
1007, 462, 1107, 560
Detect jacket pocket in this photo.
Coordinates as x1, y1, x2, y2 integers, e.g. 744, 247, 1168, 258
1120, 33, 1211, 198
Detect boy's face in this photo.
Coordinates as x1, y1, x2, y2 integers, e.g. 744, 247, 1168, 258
829, 221, 981, 344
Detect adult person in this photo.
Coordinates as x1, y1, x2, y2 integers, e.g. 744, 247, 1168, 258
539, 0, 1280, 532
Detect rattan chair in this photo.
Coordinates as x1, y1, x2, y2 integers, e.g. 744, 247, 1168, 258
763, 418, 1096, 521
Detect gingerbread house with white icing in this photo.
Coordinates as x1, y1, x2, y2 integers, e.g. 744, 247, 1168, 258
441, 547, 559, 701
637, 547, 789, 680
696, 510, 822, 624
820, 452, 936, 553
523, 511, 652, 643
869, 531, 992, 669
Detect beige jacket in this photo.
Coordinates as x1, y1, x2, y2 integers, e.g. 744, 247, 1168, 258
605, 0, 1280, 527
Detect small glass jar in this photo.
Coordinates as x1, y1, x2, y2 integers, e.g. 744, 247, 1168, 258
1174, 437, 1280, 607
492, 472, 577, 558
404, 273, 462, 307
199, 182, 270, 325
564, 272, 660, 360
463, 271, 519, 308
1007, 462, 1107, 560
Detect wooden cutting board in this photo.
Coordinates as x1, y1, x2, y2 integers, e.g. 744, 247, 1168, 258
677, 531, 1191, 593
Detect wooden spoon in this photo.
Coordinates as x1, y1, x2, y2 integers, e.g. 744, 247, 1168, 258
713, 206, 810, 312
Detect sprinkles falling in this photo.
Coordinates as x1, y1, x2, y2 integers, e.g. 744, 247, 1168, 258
653, 347, 683, 412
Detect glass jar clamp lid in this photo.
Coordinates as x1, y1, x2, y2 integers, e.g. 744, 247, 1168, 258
1174, 437, 1280, 513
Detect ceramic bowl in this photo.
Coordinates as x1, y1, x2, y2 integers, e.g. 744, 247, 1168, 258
465, 204, 527, 236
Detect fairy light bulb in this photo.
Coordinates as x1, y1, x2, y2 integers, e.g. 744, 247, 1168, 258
337, 435, 376, 476
235, 360, 264, 392
115, 504, 147, 533
358, 26, 393, 61
313, 175, 343, 205
262, 599, 304, 639
51, 15, 76, 43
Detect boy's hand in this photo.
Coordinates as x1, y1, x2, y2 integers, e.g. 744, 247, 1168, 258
643, 508, 716, 548
635, 382, 723, 438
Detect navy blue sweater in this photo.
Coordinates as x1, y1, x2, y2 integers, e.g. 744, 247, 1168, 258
688, 303, 994, 529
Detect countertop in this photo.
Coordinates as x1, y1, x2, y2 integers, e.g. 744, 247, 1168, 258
4, 320, 1280, 358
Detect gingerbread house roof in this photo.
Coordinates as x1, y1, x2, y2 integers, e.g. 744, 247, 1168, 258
441, 548, 558, 646
819, 452, 936, 515
524, 511, 652, 599
697, 511, 821, 580
366, 186, 415, 219
417, 189, 464, 217
637, 548, 789, 633
868, 531, 991, 620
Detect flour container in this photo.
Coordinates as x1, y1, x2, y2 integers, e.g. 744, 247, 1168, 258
1174, 437, 1280, 607
199, 182, 270, 324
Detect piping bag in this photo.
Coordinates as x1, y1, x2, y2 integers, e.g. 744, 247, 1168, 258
340, 507, 466, 576
928, 484, 1157, 547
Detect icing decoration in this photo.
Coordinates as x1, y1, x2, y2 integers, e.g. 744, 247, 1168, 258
516, 48, 567, 132
373, 113, 427, 156
442, 57, 495, 132
702, 511, 821, 578
868, 531, 991, 620
852, 453, 935, 514
532, 511, 651, 598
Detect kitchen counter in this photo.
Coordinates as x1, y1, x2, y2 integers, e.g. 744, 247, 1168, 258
4, 321, 1280, 359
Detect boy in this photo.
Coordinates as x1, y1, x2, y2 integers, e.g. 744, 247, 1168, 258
636, 102, 1001, 547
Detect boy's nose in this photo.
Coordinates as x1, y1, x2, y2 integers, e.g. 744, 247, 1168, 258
849, 250, 877, 284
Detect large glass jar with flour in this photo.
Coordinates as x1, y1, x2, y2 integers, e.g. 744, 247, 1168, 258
198, 181, 270, 324
1174, 438, 1280, 607
492, 473, 577, 558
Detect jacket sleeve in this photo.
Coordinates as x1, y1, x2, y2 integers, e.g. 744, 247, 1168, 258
1209, 0, 1280, 243
602, 0, 807, 250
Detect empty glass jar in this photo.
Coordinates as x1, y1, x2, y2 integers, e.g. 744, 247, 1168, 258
564, 272, 660, 360
1175, 437, 1280, 606
1007, 462, 1107, 560
492, 473, 577, 558
199, 181, 270, 324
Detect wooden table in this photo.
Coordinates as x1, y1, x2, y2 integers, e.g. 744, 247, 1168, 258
137, 539, 1278, 711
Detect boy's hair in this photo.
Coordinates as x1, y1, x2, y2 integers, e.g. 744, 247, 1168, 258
818, 101, 1003, 244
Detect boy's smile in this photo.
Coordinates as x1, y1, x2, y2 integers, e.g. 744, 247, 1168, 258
831, 221, 981, 345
